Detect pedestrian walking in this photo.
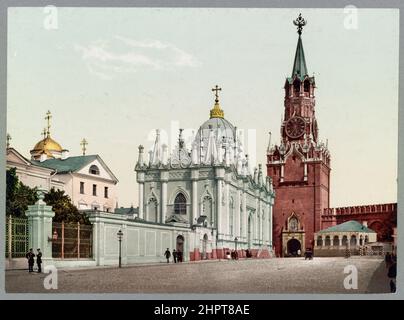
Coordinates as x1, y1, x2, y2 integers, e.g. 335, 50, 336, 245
388, 261, 397, 293
172, 249, 177, 263
36, 248, 42, 273
164, 248, 171, 263
25, 248, 35, 273
177, 251, 183, 263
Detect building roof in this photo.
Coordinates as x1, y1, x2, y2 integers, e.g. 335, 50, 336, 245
114, 206, 138, 215
318, 220, 377, 234
32, 155, 98, 173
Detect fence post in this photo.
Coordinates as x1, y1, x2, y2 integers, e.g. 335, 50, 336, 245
8, 215, 12, 259
61, 221, 65, 260
25, 188, 55, 265
77, 222, 80, 259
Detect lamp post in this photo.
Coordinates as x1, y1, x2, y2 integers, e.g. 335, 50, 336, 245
117, 229, 123, 268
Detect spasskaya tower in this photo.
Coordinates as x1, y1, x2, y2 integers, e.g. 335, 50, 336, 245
267, 14, 331, 257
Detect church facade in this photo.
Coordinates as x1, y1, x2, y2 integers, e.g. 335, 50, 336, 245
135, 90, 275, 260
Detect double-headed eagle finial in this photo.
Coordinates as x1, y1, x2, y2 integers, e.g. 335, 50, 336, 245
293, 13, 307, 35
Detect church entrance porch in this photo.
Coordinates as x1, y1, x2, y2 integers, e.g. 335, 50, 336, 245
287, 239, 301, 257
282, 232, 305, 257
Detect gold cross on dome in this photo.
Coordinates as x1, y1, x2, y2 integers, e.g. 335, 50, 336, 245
45, 110, 52, 136
211, 85, 222, 103
80, 138, 88, 155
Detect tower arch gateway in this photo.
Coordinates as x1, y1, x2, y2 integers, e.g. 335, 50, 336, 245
267, 14, 331, 256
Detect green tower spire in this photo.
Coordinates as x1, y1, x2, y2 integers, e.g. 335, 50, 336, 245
291, 14, 308, 78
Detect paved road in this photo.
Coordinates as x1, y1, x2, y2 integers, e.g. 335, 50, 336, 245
5, 257, 391, 294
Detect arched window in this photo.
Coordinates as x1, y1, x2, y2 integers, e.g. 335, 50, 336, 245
342, 235, 348, 246
174, 193, 187, 215
325, 236, 331, 246
304, 79, 310, 93
89, 165, 100, 175
293, 79, 301, 95
333, 236, 339, 246
350, 235, 357, 247
147, 197, 158, 222
317, 236, 323, 247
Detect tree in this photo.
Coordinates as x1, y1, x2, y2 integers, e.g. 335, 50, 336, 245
6, 168, 38, 217
44, 188, 90, 224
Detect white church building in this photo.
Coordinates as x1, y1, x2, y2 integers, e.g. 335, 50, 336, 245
135, 87, 275, 260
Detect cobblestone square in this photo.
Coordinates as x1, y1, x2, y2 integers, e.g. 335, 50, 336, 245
5, 257, 391, 294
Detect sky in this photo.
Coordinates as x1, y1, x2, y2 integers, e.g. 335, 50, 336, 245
7, 7, 399, 208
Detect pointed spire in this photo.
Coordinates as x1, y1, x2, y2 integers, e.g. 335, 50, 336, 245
137, 145, 144, 166
267, 131, 272, 153
6, 133, 11, 149
292, 14, 308, 78
204, 128, 218, 165
151, 129, 161, 166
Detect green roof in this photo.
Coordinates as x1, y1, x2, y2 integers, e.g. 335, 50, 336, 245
292, 35, 308, 78
31, 155, 98, 173
318, 220, 376, 234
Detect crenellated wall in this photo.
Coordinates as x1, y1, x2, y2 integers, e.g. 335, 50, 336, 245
321, 203, 397, 242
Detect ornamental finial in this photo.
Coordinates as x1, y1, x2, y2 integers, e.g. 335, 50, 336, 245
45, 110, 52, 137
6, 133, 11, 148
80, 138, 88, 155
293, 13, 307, 35
210, 85, 224, 118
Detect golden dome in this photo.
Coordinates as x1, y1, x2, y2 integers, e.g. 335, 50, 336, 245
32, 136, 63, 153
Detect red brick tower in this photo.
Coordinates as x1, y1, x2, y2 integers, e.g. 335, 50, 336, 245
267, 14, 331, 257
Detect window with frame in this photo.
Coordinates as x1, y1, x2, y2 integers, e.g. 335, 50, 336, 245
174, 193, 187, 215
104, 187, 108, 198
92, 184, 97, 196
89, 165, 100, 175
80, 182, 84, 194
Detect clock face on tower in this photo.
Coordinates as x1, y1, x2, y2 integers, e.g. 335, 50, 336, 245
285, 116, 306, 139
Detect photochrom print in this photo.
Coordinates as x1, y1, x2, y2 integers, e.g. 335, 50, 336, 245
4, 6, 399, 294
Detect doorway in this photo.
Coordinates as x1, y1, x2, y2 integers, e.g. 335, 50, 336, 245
176, 235, 184, 262
287, 238, 301, 256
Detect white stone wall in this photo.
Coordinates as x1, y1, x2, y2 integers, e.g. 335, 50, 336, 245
89, 212, 192, 265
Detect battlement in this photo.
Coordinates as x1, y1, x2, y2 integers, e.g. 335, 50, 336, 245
323, 203, 397, 216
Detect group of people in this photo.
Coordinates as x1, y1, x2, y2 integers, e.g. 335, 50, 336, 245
25, 248, 42, 273
385, 252, 397, 293
225, 250, 239, 260
164, 248, 183, 263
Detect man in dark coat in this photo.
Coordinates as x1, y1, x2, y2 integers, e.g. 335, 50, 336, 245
172, 249, 177, 263
164, 248, 171, 263
25, 248, 35, 273
388, 261, 397, 293
36, 248, 42, 273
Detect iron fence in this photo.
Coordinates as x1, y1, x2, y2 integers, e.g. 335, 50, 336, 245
5, 216, 29, 258
52, 222, 93, 259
